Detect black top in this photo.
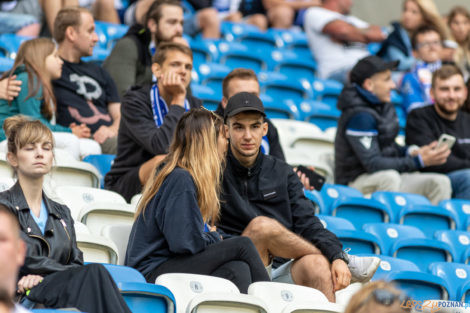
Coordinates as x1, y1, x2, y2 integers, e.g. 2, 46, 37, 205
0, 182, 83, 278
215, 102, 285, 161
406, 105, 470, 173
218, 148, 343, 264
105, 85, 202, 189
53, 59, 120, 133
125, 167, 221, 278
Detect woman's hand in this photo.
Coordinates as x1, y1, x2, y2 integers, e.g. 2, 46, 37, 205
0, 75, 22, 101
70, 123, 91, 138
17, 274, 43, 294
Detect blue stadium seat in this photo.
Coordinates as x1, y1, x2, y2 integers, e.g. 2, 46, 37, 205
304, 189, 324, 214
398, 204, 459, 238
260, 76, 312, 103
32, 310, 85, 312
238, 31, 283, 54
319, 183, 362, 215
461, 281, 470, 303
440, 199, 470, 231
363, 222, 454, 271
301, 100, 340, 130
311, 79, 343, 108
430, 262, 470, 301
197, 63, 231, 96
435, 230, 470, 263
189, 39, 218, 66
83, 154, 115, 188
271, 50, 317, 81
283, 35, 312, 61
104, 263, 146, 283
331, 197, 393, 230
370, 255, 420, 281
318, 215, 381, 254
190, 84, 220, 111
0, 56, 13, 73
220, 22, 261, 41
218, 41, 266, 72
0, 34, 33, 59
261, 94, 300, 120
367, 42, 382, 55
386, 270, 450, 301
94, 21, 129, 50
371, 191, 431, 222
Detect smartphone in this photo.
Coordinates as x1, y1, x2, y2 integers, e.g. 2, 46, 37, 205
296, 165, 326, 191
436, 134, 456, 150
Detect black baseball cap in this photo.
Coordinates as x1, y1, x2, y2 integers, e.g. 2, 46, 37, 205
224, 92, 265, 120
350, 56, 399, 85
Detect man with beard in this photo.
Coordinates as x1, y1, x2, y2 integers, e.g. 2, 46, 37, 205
406, 64, 470, 200
103, 0, 184, 98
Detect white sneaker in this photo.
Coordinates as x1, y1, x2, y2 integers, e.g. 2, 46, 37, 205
348, 254, 381, 283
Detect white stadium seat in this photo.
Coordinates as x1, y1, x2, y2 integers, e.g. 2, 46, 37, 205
76, 231, 120, 264
101, 223, 133, 265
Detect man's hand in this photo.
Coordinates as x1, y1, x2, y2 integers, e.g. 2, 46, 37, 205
17, 274, 43, 294
331, 259, 351, 292
0, 75, 22, 101
418, 141, 450, 167
70, 123, 91, 138
293, 166, 315, 191
159, 71, 186, 107
363, 25, 386, 42
93, 125, 117, 144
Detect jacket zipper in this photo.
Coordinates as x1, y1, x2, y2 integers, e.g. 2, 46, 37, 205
62, 223, 72, 264
29, 234, 51, 257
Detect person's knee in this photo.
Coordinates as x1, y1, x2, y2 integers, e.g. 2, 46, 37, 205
378, 170, 401, 191
268, 5, 294, 29
247, 14, 268, 31
429, 174, 452, 195
198, 8, 219, 27
243, 216, 283, 241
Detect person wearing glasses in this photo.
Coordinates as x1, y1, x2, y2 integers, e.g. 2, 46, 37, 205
400, 25, 444, 114
344, 281, 411, 313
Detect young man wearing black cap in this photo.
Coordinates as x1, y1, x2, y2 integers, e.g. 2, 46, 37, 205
218, 91, 380, 302
335, 55, 451, 203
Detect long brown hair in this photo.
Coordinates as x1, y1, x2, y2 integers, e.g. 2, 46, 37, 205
135, 108, 225, 225
1, 38, 57, 120
404, 0, 449, 40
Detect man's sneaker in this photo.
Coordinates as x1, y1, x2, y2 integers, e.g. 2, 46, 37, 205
348, 254, 381, 283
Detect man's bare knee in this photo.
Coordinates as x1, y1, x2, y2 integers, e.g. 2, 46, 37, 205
242, 216, 283, 240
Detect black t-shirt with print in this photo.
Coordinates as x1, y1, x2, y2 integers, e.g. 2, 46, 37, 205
53, 60, 120, 133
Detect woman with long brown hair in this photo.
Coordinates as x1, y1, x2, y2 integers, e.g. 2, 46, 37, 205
126, 108, 269, 293
448, 6, 470, 80
0, 38, 100, 159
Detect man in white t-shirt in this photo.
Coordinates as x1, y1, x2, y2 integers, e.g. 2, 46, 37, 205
304, 0, 385, 83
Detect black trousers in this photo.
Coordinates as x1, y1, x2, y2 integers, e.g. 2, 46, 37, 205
146, 237, 270, 293
27, 263, 131, 313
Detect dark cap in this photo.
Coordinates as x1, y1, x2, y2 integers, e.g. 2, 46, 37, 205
350, 56, 399, 85
224, 92, 265, 120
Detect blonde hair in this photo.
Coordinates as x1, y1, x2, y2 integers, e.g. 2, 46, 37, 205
405, 0, 449, 40
135, 108, 224, 225
344, 281, 409, 313
3, 115, 54, 156
1, 38, 57, 120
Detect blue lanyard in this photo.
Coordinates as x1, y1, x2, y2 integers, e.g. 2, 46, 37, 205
150, 82, 190, 127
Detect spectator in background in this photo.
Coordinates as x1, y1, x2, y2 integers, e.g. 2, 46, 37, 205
0, 204, 28, 313
263, 0, 320, 30
0, 38, 101, 160
0, 116, 131, 313
53, 7, 120, 154
103, 0, 184, 99
126, 108, 270, 292
78, 0, 121, 24
448, 6, 470, 81
304, 0, 385, 83
378, 0, 447, 72
335, 55, 451, 204
406, 65, 470, 200
465, 77, 470, 113
400, 25, 443, 114
344, 281, 410, 313
215, 68, 285, 161
105, 43, 201, 202
127, 0, 219, 38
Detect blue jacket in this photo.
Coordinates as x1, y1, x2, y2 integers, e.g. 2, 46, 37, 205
125, 167, 221, 278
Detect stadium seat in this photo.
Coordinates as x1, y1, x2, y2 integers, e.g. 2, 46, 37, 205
320, 183, 363, 215
260, 76, 313, 102
398, 204, 459, 238
76, 231, 119, 264
82, 154, 116, 188
440, 199, 470, 231
248, 281, 344, 313
102, 265, 177, 313
370, 255, 420, 281
94, 21, 129, 50
156, 273, 269, 313
82, 46, 110, 65
131, 193, 142, 206
189, 39, 218, 66
270, 49, 317, 79
261, 95, 300, 120
0, 176, 15, 192
304, 189, 325, 214
283, 147, 333, 182
197, 63, 231, 93
220, 21, 261, 42
318, 215, 381, 255
55, 185, 127, 221
32, 310, 85, 312
284, 35, 312, 61
102, 224, 133, 265
331, 197, 393, 230
78, 202, 135, 236
218, 41, 266, 72
0, 56, 13, 73
312, 79, 343, 108
190, 83, 220, 111
386, 270, 450, 301
300, 100, 341, 130
49, 151, 101, 189
435, 230, 470, 263
0, 34, 32, 59
238, 31, 282, 55
430, 262, 470, 301
371, 191, 431, 222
